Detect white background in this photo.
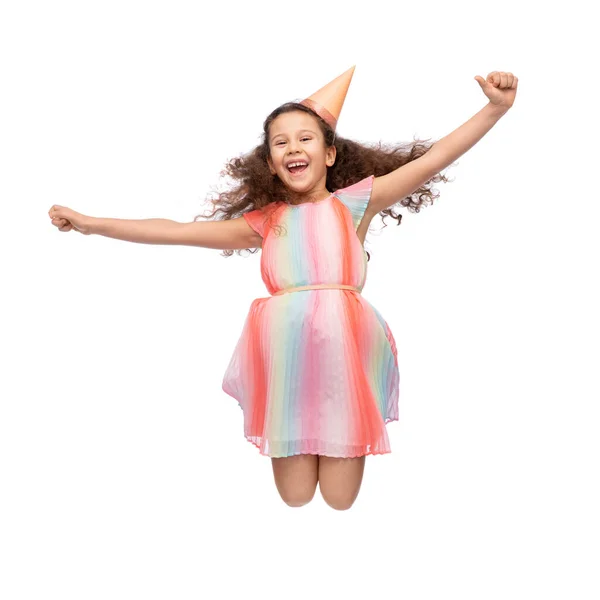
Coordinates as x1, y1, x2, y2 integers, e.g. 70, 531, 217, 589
1, 0, 598, 598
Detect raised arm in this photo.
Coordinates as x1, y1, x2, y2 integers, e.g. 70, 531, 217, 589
88, 216, 262, 250
366, 71, 517, 218
49, 202, 262, 250
174, 217, 262, 249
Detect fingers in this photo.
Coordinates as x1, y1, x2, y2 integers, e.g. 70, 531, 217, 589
49, 205, 76, 233
48, 205, 67, 219
487, 71, 517, 88
51, 216, 72, 232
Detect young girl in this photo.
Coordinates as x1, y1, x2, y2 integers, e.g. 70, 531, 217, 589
48, 66, 518, 511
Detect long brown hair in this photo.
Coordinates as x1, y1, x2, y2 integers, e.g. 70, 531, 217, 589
195, 102, 453, 261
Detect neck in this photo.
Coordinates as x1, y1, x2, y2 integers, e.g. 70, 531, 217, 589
287, 187, 330, 204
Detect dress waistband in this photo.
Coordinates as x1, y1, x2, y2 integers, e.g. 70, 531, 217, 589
272, 284, 362, 296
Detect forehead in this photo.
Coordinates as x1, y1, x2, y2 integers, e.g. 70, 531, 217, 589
270, 111, 319, 139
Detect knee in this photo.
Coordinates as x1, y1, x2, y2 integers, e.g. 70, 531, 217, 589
285, 499, 311, 508
282, 491, 315, 508
323, 495, 356, 511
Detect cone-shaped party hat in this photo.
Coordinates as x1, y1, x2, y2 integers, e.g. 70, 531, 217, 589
300, 65, 355, 131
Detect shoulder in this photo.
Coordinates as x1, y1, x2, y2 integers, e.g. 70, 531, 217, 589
334, 175, 375, 199
242, 201, 282, 239
333, 175, 375, 228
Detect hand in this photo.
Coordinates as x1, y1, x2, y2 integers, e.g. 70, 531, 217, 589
474, 71, 518, 110
48, 205, 92, 235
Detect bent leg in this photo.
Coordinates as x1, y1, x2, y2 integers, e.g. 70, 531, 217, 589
271, 454, 319, 508
318, 455, 366, 511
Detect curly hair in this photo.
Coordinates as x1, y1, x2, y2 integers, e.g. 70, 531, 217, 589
195, 101, 453, 261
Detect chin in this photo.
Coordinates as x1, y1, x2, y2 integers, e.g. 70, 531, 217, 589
289, 180, 312, 190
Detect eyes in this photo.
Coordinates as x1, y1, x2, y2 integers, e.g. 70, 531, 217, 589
275, 137, 311, 146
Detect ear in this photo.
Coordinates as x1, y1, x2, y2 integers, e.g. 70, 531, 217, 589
326, 145, 337, 167
267, 155, 276, 175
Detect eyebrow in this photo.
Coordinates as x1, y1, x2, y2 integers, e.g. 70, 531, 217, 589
270, 129, 317, 142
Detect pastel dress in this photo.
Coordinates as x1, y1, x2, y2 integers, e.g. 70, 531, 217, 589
221, 175, 400, 458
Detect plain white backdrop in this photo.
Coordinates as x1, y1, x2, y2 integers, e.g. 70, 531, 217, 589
1, 0, 598, 598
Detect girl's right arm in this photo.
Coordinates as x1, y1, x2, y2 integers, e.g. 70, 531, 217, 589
48, 205, 262, 250
89, 216, 262, 250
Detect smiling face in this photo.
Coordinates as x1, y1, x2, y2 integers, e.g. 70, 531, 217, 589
267, 110, 336, 201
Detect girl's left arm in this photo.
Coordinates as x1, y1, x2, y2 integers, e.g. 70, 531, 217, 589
368, 71, 518, 217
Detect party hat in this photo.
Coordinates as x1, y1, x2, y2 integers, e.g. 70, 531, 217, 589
300, 65, 356, 131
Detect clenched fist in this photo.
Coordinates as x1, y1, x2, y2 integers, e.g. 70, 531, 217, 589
48, 205, 92, 235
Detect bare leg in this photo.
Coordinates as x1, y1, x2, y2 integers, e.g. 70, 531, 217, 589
318, 455, 366, 511
271, 454, 319, 507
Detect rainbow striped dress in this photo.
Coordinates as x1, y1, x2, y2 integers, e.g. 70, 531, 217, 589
221, 175, 400, 458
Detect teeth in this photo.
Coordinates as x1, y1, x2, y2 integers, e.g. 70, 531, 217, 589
288, 162, 308, 168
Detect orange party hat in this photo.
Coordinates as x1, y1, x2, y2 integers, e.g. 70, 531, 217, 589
300, 65, 356, 131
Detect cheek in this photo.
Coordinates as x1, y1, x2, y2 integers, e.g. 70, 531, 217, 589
271, 150, 284, 166
272, 156, 285, 173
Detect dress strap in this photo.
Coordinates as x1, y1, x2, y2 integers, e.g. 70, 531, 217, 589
272, 284, 362, 296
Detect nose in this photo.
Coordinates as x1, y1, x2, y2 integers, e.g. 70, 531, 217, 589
287, 139, 302, 154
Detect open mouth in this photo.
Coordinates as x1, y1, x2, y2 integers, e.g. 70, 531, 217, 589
287, 163, 309, 176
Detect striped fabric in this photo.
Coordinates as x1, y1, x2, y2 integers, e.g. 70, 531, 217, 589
222, 175, 399, 458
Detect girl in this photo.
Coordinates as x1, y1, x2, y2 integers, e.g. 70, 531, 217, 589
48, 67, 518, 511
